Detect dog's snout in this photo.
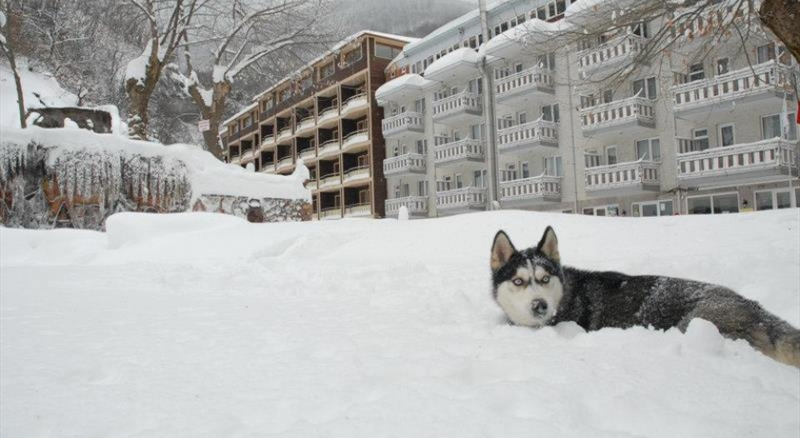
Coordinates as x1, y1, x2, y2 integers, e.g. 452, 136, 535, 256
532, 299, 548, 317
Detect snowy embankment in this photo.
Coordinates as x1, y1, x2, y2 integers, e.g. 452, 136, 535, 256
1, 210, 799, 437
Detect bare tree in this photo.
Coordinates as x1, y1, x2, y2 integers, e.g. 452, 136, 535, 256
170, 0, 335, 158
0, 0, 26, 128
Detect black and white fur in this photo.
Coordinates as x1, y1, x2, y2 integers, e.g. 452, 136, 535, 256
490, 226, 800, 368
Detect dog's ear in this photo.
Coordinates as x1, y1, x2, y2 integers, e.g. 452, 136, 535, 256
536, 226, 560, 263
491, 230, 516, 272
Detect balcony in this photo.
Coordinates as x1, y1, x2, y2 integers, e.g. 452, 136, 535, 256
320, 207, 342, 220
344, 203, 371, 218
580, 96, 655, 136
306, 179, 318, 191
676, 138, 798, 187
277, 156, 294, 171
671, 61, 797, 116
382, 112, 425, 139
341, 93, 368, 117
497, 120, 559, 153
434, 138, 485, 166
343, 166, 370, 183
261, 163, 276, 174
385, 196, 428, 217
499, 175, 561, 205
577, 33, 648, 78
495, 66, 555, 103
318, 106, 339, 125
229, 155, 241, 165
432, 92, 482, 124
319, 173, 341, 189
384, 153, 426, 177
277, 127, 293, 142
436, 187, 486, 212
298, 147, 316, 161
260, 135, 276, 150
296, 116, 316, 135
318, 139, 341, 158
341, 129, 369, 152
585, 159, 661, 194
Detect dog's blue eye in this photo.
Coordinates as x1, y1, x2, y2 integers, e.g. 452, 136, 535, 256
541, 275, 550, 284
512, 278, 524, 286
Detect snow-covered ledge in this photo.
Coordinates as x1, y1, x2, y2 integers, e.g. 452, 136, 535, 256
0, 127, 312, 229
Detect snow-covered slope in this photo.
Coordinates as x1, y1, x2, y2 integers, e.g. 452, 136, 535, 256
1, 210, 798, 437
0, 60, 79, 127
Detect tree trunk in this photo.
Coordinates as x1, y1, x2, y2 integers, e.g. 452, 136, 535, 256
125, 44, 162, 141
188, 79, 231, 160
759, 0, 800, 65
6, 41, 26, 128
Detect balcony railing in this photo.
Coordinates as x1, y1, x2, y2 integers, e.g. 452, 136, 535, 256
496, 66, 555, 99
342, 129, 369, 150
342, 93, 368, 114
344, 203, 371, 217
382, 112, 425, 137
676, 138, 797, 180
277, 156, 293, 170
585, 159, 660, 191
671, 61, 797, 113
277, 127, 292, 140
297, 116, 316, 132
319, 139, 341, 158
343, 166, 370, 183
319, 173, 341, 189
320, 207, 342, 220
386, 196, 428, 216
384, 153, 427, 176
497, 119, 559, 152
499, 175, 561, 201
436, 187, 486, 210
577, 33, 648, 76
432, 92, 482, 121
306, 179, 318, 191
434, 138, 484, 165
298, 147, 316, 161
580, 96, 655, 133
261, 135, 276, 148
319, 106, 339, 122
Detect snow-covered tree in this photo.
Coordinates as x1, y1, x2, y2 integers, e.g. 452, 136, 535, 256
171, 0, 335, 158
0, 0, 26, 128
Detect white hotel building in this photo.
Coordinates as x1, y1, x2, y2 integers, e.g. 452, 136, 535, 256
376, 0, 799, 217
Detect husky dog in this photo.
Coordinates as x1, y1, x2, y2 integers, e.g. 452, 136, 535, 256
490, 226, 800, 368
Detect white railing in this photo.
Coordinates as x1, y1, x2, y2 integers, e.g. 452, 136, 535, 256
319, 173, 341, 189
382, 112, 425, 136
436, 187, 486, 210
298, 148, 316, 161
580, 96, 655, 131
500, 175, 561, 201
585, 159, 660, 190
342, 93, 368, 113
343, 166, 370, 182
384, 153, 427, 176
672, 61, 797, 111
496, 66, 555, 97
386, 196, 428, 216
577, 33, 648, 74
344, 203, 371, 217
342, 129, 369, 149
497, 120, 559, 151
676, 138, 797, 179
319, 139, 341, 157
434, 138, 484, 165
432, 92, 482, 120
320, 207, 342, 220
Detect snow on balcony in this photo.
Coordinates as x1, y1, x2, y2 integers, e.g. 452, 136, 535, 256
382, 112, 425, 138
260, 134, 276, 149
319, 173, 341, 189
495, 66, 555, 101
577, 33, 648, 78
432, 92, 482, 123
424, 48, 480, 83
341, 93, 368, 115
434, 138, 484, 166
497, 119, 559, 153
671, 61, 797, 115
341, 129, 369, 151
277, 127, 293, 141
318, 139, 341, 158
384, 153, 426, 176
343, 166, 370, 183
375, 74, 432, 106
296, 116, 316, 134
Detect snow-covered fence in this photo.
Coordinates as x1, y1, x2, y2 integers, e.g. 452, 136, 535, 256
0, 128, 311, 230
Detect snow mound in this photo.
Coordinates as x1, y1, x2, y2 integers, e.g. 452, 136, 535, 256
682, 318, 725, 356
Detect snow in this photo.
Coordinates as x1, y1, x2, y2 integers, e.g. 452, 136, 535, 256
1, 209, 799, 437
125, 40, 152, 87
0, 60, 79, 127
424, 47, 480, 81
375, 73, 434, 104
1, 126, 310, 202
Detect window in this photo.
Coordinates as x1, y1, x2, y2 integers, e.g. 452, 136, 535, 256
761, 113, 798, 140
757, 43, 775, 63
418, 180, 429, 197
636, 138, 661, 161
716, 58, 729, 75
541, 104, 559, 122
583, 205, 619, 216
414, 98, 425, 114
606, 146, 618, 165
585, 153, 601, 168
544, 156, 563, 176
537, 52, 556, 70
504, 164, 517, 181
689, 63, 705, 82
602, 89, 614, 103
470, 124, 483, 140
517, 112, 527, 125
375, 43, 401, 60
755, 189, 795, 210
693, 128, 710, 151
343, 46, 363, 65
416, 139, 427, 154
537, 6, 546, 20
633, 77, 657, 99
632, 22, 649, 38
319, 62, 335, 79
687, 193, 739, 214
633, 200, 673, 217
455, 174, 464, 189
719, 124, 735, 146
474, 170, 487, 188
521, 161, 530, 178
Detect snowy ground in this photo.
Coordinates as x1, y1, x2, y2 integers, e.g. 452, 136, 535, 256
1, 210, 799, 437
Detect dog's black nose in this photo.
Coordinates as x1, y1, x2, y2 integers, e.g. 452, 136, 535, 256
532, 299, 548, 317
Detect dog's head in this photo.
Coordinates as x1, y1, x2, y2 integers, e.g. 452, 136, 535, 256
490, 226, 563, 327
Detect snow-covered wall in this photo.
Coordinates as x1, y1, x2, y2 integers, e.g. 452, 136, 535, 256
0, 127, 311, 229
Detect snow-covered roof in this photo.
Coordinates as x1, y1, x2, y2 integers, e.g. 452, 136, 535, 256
375, 74, 434, 105
423, 48, 481, 82
564, 0, 660, 32
222, 102, 258, 127
250, 30, 417, 103
481, 18, 576, 59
